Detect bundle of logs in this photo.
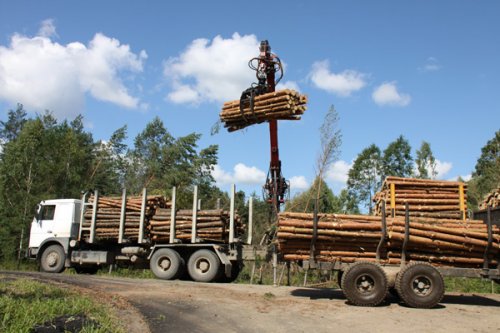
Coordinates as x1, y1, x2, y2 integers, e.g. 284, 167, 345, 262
81, 195, 170, 241
220, 89, 307, 132
373, 176, 467, 220
277, 212, 500, 268
480, 187, 500, 210
149, 208, 245, 243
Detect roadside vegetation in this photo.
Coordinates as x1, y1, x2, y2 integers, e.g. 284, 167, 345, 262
0, 276, 124, 333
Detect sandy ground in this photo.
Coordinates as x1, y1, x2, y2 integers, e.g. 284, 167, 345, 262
2, 271, 500, 333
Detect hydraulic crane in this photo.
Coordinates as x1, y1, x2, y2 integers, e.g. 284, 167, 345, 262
240, 40, 289, 214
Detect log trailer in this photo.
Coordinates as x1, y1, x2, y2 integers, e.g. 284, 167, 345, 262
287, 201, 500, 308
235, 41, 500, 308
27, 185, 248, 283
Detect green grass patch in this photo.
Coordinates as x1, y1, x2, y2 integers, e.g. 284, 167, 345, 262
0, 276, 124, 333
0, 259, 38, 272
445, 277, 498, 294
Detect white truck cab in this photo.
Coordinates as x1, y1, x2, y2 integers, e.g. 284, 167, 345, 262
28, 199, 81, 271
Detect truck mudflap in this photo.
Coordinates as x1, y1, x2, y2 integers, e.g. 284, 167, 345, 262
213, 246, 232, 278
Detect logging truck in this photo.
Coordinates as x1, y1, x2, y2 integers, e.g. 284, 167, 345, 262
27, 185, 248, 282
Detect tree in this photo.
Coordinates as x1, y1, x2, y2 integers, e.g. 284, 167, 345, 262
468, 130, 500, 209
0, 103, 27, 142
303, 105, 342, 211
415, 141, 437, 179
88, 125, 128, 194
286, 177, 336, 213
126, 117, 218, 208
382, 135, 413, 178
347, 144, 382, 213
0, 111, 96, 260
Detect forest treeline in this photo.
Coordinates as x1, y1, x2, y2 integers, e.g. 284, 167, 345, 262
0, 104, 498, 260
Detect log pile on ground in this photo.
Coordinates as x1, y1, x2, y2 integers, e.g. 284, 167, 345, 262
220, 89, 307, 132
480, 187, 500, 209
277, 212, 500, 268
373, 176, 467, 220
81, 195, 169, 241
149, 208, 245, 243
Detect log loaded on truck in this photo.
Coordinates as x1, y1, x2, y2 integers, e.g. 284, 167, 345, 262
27, 185, 247, 282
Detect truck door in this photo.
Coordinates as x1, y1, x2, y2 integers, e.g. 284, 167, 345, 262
29, 204, 56, 249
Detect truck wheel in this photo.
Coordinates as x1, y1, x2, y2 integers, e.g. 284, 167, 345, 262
150, 249, 182, 280
395, 262, 444, 308
187, 249, 221, 282
40, 245, 66, 273
341, 261, 388, 306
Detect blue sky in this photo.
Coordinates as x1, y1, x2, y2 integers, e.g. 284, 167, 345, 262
0, 1, 499, 197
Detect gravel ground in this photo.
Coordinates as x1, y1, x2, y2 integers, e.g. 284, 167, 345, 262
2, 271, 499, 333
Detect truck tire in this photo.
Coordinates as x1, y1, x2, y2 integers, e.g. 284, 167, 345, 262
40, 245, 66, 273
187, 249, 221, 282
341, 261, 388, 306
395, 262, 444, 308
150, 249, 183, 280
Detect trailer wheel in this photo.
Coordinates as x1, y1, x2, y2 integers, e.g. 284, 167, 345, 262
395, 262, 444, 308
341, 261, 388, 306
150, 249, 183, 280
40, 245, 66, 273
187, 249, 221, 282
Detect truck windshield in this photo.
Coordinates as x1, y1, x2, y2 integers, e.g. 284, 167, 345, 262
40, 205, 56, 220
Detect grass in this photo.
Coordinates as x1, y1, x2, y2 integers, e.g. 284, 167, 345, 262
0, 276, 124, 333
445, 277, 498, 294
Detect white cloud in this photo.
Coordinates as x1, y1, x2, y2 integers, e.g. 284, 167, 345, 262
326, 160, 352, 186
164, 33, 262, 104
212, 163, 266, 186
434, 159, 452, 179
372, 81, 411, 107
38, 19, 57, 38
419, 57, 441, 72
289, 176, 309, 191
277, 80, 300, 92
0, 20, 146, 118
448, 174, 471, 182
310, 60, 367, 96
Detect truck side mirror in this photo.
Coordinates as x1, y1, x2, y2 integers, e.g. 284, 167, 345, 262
35, 204, 42, 222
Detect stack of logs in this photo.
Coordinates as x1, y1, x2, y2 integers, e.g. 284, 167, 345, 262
373, 177, 467, 220
81, 195, 169, 241
480, 188, 500, 210
277, 212, 500, 268
220, 89, 307, 132
149, 208, 244, 243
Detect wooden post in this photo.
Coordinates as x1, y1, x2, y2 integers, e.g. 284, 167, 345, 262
90, 190, 98, 244
118, 188, 126, 244
191, 185, 198, 243
169, 187, 177, 244
247, 196, 253, 245
459, 184, 466, 220
229, 184, 235, 244
138, 187, 147, 244
390, 183, 396, 217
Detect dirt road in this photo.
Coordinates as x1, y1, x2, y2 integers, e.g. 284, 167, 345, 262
2, 271, 499, 333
